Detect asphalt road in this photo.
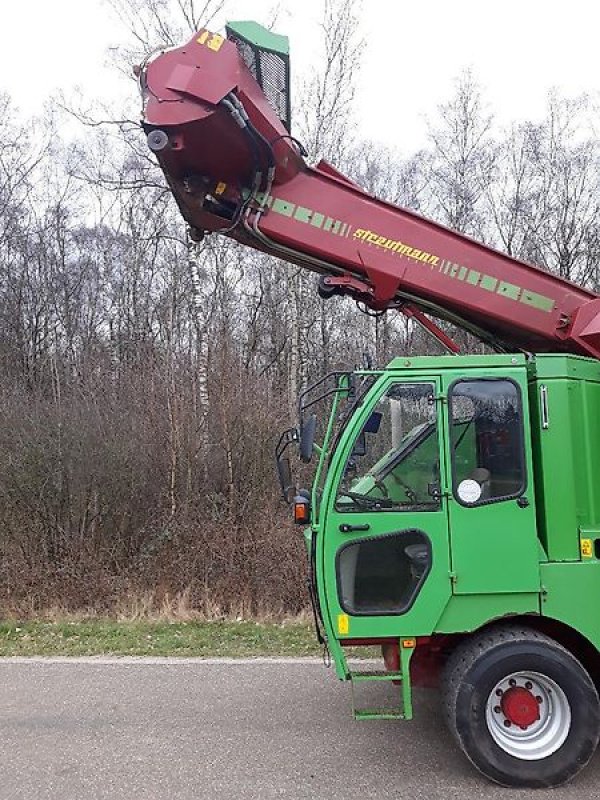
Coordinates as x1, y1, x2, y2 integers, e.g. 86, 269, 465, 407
1, 658, 600, 799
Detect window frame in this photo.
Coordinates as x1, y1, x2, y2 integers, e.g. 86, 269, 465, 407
448, 376, 527, 508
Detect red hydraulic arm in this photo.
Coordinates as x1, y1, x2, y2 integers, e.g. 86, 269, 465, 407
140, 22, 600, 358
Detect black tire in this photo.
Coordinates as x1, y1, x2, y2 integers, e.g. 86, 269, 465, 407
442, 626, 600, 788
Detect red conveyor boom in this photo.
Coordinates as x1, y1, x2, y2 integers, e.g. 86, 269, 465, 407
141, 25, 600, 358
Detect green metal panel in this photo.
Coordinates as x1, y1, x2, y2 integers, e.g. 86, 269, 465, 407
226, 20, 289, 54
435, 593, 540, 633
527, 355, 600, 562
541, 562, 600, 651
532, 353, 600, 382
385, 354, 527, 372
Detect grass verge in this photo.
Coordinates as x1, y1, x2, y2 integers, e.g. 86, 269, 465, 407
0, 620, 321, 658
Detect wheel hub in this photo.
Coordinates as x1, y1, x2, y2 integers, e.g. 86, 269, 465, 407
485, 670, 571, 760
501, 686, 540, 728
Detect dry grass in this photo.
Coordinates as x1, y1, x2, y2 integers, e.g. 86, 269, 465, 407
5, 590, 313, 626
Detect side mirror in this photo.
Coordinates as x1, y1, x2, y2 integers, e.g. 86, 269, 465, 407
277, 455, 295, 503
300, 414, 317, 463
275, 426, 298, 503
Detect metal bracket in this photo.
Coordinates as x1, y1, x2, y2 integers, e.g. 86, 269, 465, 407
398, 303, 461, 354
318, 274, 374, 301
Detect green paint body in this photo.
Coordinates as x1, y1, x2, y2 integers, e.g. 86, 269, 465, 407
225, 20, 289, 55
306, 353, 600, 705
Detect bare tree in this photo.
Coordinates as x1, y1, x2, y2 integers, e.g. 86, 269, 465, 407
521, 95, 598, 284
287, 0, 364, 408
295, 0, 363, 165
105, 0, 226, 70
426, 70, 494, 238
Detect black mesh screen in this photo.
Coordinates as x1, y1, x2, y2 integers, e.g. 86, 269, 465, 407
226, 28, 291, 132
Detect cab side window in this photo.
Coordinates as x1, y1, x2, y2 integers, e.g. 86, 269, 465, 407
335, 383, 441, 512
336, 530, 431, 616
450, 379, 525, 505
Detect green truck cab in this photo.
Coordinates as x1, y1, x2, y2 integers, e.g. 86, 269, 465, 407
278, 353, 600, 787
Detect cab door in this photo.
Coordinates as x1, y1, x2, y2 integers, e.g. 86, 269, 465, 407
320, 378, 452, 641
442, 372, 540, 594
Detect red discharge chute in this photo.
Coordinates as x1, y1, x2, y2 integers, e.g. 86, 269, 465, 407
142, 23, 600, 358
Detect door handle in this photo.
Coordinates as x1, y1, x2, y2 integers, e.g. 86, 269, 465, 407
339, 523, 370, 533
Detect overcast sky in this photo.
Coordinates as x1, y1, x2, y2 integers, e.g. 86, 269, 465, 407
2, 0, 599, 154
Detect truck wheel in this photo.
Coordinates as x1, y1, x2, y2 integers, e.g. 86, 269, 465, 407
442, 626, 600, 788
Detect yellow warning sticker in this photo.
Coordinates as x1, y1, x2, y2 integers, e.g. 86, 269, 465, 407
337, 614, 349, 635
207, 33, 224, 52
581, 538, 593, 559
215, 181, 227, 196
196, 31, 224, 52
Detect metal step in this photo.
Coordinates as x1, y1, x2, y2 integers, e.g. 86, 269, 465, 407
350, 670, 406, 720
354, 708, 406, 721
350, 670, 403, 682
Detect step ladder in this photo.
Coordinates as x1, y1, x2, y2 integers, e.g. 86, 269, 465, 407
348, 639, 415, 721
